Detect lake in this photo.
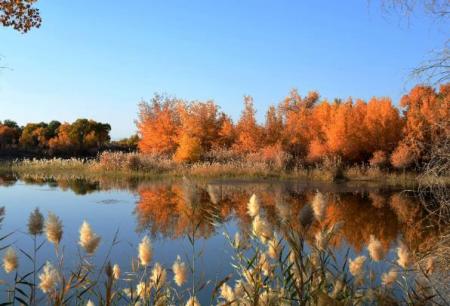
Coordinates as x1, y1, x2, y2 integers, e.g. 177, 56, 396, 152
0, 173, 437, 304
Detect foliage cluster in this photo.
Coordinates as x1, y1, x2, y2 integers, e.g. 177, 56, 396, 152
137, 84, 449, 172
0, 119, 112, 156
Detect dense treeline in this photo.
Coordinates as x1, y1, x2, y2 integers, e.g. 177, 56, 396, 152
0, 119, 114, 156
137, 84, 449, 170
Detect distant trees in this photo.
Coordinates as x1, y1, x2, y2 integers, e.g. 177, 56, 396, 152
137, 83, 449, 170
0, 120, 20, 149
0, 119, 112, 156
110, 134, 139, 152
47, 119, 111, 154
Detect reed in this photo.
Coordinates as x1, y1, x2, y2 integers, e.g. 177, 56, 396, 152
3, 151, 442, 185
0, 194, 448, 305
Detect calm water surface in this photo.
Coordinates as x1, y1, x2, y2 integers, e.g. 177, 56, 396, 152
0, 174, 436, 304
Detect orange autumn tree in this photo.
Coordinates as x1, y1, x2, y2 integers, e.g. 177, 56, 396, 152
135, 84, 448, 169
391, 84, 449, 169
263, 105, 283, 146
233, 96, 262, 153
137, 95, 181, 155
324, 99, 368, 161
174, 101, 221, 163
364, 97, 403, 157
307, 97, 403, 163
214, 113, 236, 149
280, 90, 319, 158
308, 99, 367, 162
307, 101, 333, 162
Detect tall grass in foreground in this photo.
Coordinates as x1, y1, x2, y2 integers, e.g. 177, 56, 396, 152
1, 192, 447, 305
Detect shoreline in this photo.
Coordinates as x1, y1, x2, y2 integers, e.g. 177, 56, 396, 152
1, 160, 447, 188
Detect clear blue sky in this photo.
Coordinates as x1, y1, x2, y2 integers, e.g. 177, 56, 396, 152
0, 0, 447, 139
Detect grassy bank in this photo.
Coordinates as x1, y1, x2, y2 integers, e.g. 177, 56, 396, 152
1, 152, 447, 187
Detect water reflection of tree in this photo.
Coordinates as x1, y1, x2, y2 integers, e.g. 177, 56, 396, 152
0, 173, 17, 187
1, 172, 440, 255
323, 193, 400, 252
134, 183, 438, 255
12, 175, 101, 195
134, 182, 219, 239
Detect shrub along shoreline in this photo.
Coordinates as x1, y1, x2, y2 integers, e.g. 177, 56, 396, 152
1, 151, 444, 187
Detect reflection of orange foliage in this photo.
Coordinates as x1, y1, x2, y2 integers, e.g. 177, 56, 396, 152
321, 194, 400, 253
136, 186, 179, 237
369, 192, 388, 208
135, 184, 221, 239
134, 182, 437, 254
389, 193, 422, 225
389, 192, 437, 252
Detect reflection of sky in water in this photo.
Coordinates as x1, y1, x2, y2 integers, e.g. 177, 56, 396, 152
0, 178, 428, 304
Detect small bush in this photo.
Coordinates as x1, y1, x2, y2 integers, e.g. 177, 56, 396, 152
369, 150, 388, 168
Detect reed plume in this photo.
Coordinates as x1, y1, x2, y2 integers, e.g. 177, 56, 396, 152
45, 212, 63, 246
138, 235, 152, 266
315, 231, 328, 251
151, 262, 167, 288
79, 221, 101, 255
86, 300, 95, 306
112, 263, 121, 280
311, 191, 327, 221
252, 215, 272, 243
349, 256, 366, 278
247, 194, 260, 217
381, 268, 398, 287
396, 242, 410, 269
267, 233, 281, 259
259, 253, 272, 277
28, 207, 44, 236
172, 255, 187, 286
367, 235, 384, 261
220, 283, 235, 303
186, 296, 200, 306
136, 282, 150, 299
39, 261, 59, 293
331, 279, 344, 298
3, 247, 18, 273
233, 232, 241, 249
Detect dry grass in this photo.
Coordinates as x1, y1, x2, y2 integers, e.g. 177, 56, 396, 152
3, 152, 447, 186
